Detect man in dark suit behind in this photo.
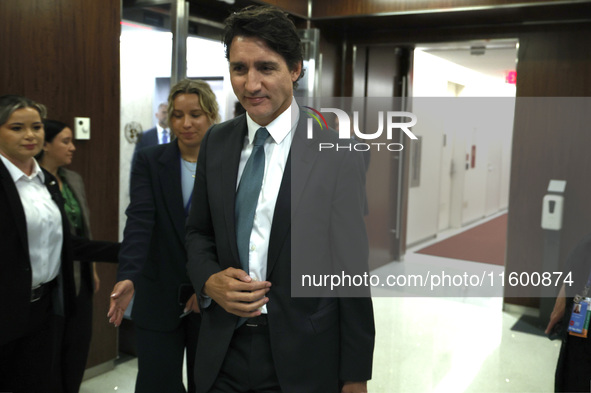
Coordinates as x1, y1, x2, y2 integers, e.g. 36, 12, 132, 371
134, 102, 170, 154
185, 6, 375, 393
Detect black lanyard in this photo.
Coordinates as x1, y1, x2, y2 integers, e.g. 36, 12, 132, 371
574, 271, 591, 303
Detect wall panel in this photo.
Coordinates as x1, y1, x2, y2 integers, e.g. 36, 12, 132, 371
0, 0, 121, 369
505, 26, 591, 307
257, 0, 308, 18
312, 0, 585, 18
354, 45, 412, 269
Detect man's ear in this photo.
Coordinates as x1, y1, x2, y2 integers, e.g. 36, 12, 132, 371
291, 61, 303, 82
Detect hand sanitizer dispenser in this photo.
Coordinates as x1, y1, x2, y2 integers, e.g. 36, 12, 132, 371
539, 179, 566, 327
541, 180, 566, 231
541, 194, 564, 231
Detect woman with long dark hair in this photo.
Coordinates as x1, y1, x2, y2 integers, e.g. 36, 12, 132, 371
36, 119, 99, 393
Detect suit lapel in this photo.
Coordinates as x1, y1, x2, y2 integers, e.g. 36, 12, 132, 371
219, 112, 320, 275
0, 160, 29, 256
149, 128, 159, 145
267, 112, 319, 277
43, 168, 76, 313
222, 118, 248, 267
266, 153, 290, 277
289, 113, 319, 218
60, 169, 91, 237
158, 141, 186, 242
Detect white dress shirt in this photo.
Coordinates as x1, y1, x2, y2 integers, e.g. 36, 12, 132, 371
0, 155, 63, 287
157, 124, 170, 144
237, 98, 299, 313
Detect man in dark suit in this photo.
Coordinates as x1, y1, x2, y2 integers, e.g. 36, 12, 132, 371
134, 102, 170, 154
185, 6, 375, 393
545, 232, 591, 392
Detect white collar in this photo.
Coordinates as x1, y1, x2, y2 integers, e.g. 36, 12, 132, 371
156, 124, 168, 134
0, 154, 45, 183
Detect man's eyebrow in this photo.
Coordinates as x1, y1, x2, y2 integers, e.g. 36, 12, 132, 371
255, 61, 279, 68
229, 61, 280, 68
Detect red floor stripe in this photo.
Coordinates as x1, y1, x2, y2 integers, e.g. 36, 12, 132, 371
416, 214, 508, 266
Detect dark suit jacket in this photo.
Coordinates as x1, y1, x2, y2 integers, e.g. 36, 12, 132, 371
60, 167, 94, 290
554, 232, 591, 391
0, 159, 119, 346
134, 127, 159, 154
118, 140, 196, 331
60, 168, 92, 238
186, 112, 375, 393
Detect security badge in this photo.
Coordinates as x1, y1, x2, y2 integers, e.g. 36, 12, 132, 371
568, 284, 591, 338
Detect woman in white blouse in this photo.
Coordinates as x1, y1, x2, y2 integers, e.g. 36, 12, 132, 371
0, 95, 118, 393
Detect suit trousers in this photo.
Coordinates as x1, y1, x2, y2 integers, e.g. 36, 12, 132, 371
207, 323, 281, 393
555, 334, 591, 392
135, 312, 200, 393
0, 292, 57, 393
54, 273, 94, 393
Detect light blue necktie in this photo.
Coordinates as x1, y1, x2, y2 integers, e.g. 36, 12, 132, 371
235, 127, 270, 273
162, 129, 169, 144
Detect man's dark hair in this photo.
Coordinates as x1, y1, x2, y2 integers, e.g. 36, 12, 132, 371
223, 6, 305, 88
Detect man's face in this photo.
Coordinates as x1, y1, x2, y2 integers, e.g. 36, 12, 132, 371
229, 36, 301, 126
156, 105, 168, 128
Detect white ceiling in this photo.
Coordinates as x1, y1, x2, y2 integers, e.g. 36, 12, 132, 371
417, 38, 519, 81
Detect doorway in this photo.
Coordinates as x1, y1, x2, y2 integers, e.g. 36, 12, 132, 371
406, 38, 518, 247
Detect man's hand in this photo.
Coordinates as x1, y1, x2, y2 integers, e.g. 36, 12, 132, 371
342, 381, 368, 393
185, 293, 200, 314
107, 280, 135, 327
545, 284, 566, 335
203, 267, 270, 318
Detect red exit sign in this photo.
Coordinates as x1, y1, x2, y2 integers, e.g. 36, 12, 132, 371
505, 70, 517, 84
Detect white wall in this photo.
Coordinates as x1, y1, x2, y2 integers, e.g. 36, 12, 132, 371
120, 26, 171, 239
406, 50, 515, 246
186, 36, 233, 120
119, 23, 232, 239
406, 97, 444, 245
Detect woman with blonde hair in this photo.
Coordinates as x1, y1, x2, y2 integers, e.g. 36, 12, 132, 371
109, 79, 220, 393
